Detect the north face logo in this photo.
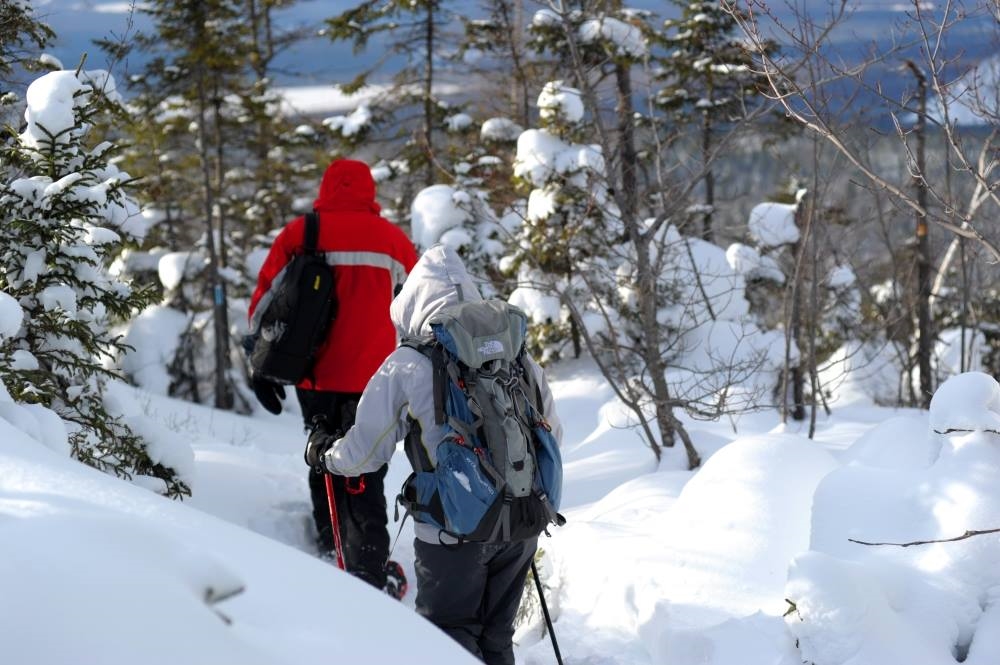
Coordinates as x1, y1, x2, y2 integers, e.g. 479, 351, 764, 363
478, 339, 505, 355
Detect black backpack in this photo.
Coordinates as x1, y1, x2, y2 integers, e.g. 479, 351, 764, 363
247, 212, 337, 384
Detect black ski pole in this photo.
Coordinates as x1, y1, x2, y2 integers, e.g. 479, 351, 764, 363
531, 560, 563, 665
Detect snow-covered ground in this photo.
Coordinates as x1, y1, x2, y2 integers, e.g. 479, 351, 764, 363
4, 353, 1000, 664
6, 14, 999, 665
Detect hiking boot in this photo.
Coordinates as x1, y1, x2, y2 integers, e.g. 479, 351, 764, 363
384, 560, 408, 600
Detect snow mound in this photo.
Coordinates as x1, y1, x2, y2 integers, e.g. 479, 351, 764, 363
21, 70, 88, 148
514, 128, 603, 189
0, 398, 69, 456
159, 251, 207, 290
929, 371, 1000, 433
579, 17, 646, 58
661, 433, 839, 621
0, 514, 265, 665
119, 305, 190, 396
788, 372, 1000, 665
0, 400, 477, 665
842, 413, 938, 469
786, 552, 975, 665
725, 242, 784, 283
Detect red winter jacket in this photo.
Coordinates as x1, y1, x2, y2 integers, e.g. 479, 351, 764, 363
248, 160, 418, 393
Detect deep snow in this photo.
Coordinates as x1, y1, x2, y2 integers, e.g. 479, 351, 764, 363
4, 357, 1000, 664
4, 63, 1000, 665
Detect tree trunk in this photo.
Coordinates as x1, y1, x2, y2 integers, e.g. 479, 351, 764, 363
907, 61, 933, 408
784, 199, 807, 422
212, 94, 233, 410
807, 194, 819, 438
790, 273, 806, 421
701, 111, 715, 243
423, 3, 435, 187
615, 62, 637, 225
195, 55, 231, 411
502, 0, 530, 128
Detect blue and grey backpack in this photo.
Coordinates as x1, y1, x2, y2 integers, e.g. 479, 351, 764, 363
398, 299, 564, 543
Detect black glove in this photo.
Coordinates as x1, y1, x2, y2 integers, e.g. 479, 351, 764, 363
241, 333, 258, 359
304, 415, 342, 472
251, 375, 286, 415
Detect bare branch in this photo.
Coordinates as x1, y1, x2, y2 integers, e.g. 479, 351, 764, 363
849, 528, 1000, 547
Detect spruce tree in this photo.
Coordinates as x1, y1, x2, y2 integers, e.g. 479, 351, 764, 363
657, 0, 777, 242
113, 0, 287, 410
0, 68, 189, 497
511, 81, 618, 361
233, 0, 324, 237
0, 1, 54, 83
324, 0, 477, 218
0, 1, 55, 128
457, 0, 555, 129
507, 4, 648, 361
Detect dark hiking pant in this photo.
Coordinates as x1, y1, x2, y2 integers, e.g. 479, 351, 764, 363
414, 537, 538, 665
298, 388, 390, 589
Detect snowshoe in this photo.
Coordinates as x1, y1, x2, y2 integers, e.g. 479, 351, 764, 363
384, 560, 408, 600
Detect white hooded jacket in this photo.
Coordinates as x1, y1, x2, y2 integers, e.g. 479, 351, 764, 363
321, 244, 562, 543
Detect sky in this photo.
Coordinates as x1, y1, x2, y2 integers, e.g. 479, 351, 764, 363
32, 0, 997, 92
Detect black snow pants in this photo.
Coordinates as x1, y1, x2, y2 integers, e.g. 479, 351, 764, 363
414, 537, 538, 665
297, 388, 390, 589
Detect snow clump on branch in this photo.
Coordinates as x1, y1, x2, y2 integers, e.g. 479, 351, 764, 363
537, 80, 584, 124
747, 202, 800, 248
579, 16, 646, 58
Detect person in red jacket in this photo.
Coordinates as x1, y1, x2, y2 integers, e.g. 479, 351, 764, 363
248, 159, 418, 596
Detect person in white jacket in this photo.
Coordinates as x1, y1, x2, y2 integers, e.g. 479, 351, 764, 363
305, 244, 562, 665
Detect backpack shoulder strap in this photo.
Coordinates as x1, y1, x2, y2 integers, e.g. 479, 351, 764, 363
401, 336, 448, 426
518, 352, 543, 414
303, 211, 320, 253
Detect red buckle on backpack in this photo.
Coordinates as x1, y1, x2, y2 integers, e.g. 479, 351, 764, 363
344, 476, 366, 495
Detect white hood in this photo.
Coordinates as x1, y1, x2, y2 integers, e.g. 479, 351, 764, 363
390, 244, 482, 338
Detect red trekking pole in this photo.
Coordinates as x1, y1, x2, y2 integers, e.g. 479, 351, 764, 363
323, 473, 346, 570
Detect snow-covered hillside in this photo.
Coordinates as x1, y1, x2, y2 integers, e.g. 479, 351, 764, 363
3, 357, 999, 664
0, 379, 473, 665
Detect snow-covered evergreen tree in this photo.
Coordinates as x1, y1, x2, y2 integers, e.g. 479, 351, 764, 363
657, 0, 778, 242
0, 1, 55, 126
0, 2, 54, 80
499, 3, 791, 467
323, 0, 482, 219
409, 179, 509, 294
508, 79, 614, 361
111, 0, 318, 412
0, 69, 189, 497
457, 0, 557, 130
